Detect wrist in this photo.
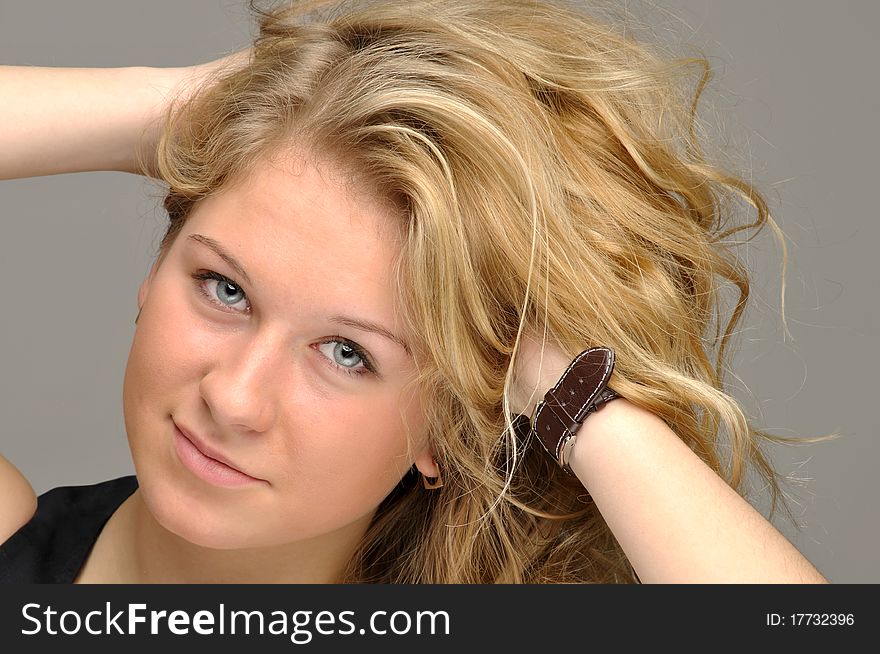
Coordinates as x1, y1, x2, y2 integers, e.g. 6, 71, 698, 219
567, 398, 658, 485
128, 65, 189, 178
527, 346, 621, 475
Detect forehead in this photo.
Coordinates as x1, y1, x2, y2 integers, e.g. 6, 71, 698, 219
178, 154, 406, 321
197, 153, 402, 241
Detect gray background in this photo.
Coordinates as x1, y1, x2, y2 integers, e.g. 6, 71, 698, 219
0, 1, 876, 583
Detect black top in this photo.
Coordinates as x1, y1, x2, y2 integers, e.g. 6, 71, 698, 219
0, 475, 138, 583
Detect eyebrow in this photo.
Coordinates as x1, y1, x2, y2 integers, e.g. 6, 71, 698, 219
188, 234, 254, 286
186, 233, 411, 356
328, 316, 411, 357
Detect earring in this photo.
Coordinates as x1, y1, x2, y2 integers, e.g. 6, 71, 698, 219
134, 306, 142, 325
421, 460, 444, 490
422, 473, 443, 490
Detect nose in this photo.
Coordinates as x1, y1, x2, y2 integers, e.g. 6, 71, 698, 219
198, 329, 282, 435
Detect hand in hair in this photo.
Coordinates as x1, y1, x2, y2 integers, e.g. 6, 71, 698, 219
507, 330, 575, 419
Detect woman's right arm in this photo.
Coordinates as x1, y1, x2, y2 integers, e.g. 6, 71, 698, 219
0, 51, 250, 181
0, 453, 37, 544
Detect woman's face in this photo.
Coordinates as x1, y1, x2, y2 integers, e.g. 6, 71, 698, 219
123, 153, 436, 550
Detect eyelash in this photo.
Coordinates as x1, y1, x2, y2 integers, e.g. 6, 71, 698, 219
190, 270, 376, 378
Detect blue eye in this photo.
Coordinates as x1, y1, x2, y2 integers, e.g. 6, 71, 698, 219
316, 339, 375, 378
192, 270, 250, 313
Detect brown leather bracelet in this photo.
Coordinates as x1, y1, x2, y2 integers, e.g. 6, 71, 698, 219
525, 346, 621, 476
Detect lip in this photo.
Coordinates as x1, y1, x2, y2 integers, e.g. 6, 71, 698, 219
172, 420, 266, 488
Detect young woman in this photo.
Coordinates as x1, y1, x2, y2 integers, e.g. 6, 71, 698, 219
0, 0, 831, 583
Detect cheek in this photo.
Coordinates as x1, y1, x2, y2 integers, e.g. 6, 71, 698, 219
282, 392, 425, 521
298, 404, 411, 489
123, 282, 210, 469
124, 292, 194, 409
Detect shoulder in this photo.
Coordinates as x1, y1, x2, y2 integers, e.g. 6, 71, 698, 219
0, 453, 38, 545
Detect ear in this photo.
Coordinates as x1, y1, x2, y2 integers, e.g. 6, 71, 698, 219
413, 441, 441, 479
137, 257, 163, 312
415, 445, 440, 479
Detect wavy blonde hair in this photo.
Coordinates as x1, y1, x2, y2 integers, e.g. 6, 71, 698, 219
143, 0, 835, 583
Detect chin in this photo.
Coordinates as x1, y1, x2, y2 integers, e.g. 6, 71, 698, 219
140, 475, 269, 550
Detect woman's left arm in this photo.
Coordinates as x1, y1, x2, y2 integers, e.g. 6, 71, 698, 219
568, 397, 828, 583
511, 341, 829, 584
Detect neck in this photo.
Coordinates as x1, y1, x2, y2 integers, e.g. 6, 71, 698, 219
117, 489, 371, 583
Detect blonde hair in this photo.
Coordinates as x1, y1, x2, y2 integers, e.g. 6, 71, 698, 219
144, 0, 836, 583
